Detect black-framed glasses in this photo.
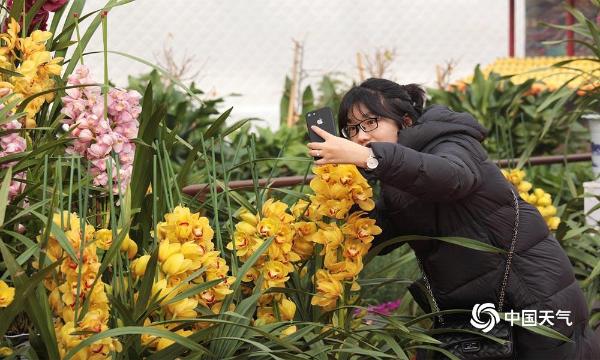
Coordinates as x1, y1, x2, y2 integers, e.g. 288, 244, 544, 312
341, 117, 379, 138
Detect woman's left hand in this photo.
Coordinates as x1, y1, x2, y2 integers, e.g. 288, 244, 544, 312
307, 126, 371, 167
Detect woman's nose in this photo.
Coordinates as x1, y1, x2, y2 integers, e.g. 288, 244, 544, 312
355, 129, 371, 145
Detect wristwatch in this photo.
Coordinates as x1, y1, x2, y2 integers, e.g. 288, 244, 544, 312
366, 148, 379, 170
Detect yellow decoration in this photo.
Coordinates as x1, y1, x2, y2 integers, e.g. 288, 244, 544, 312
457, 56, 600, 94
502, 169, 561, 230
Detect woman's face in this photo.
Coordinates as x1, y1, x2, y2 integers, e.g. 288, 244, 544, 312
345, 103, 400, 146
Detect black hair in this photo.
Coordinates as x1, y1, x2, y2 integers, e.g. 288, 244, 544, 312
338, 78, 426, 133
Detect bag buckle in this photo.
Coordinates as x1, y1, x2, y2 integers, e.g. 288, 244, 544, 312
461, 341, 481, 353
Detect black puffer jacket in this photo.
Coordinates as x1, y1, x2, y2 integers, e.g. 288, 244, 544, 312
367, 105, 600, 359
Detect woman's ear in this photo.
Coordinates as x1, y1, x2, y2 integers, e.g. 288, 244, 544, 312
403, 115, 413, 128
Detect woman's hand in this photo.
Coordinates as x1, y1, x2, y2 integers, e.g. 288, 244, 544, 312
307, 126, 371, 167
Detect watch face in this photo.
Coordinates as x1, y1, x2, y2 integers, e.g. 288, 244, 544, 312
367, 157, 379, 169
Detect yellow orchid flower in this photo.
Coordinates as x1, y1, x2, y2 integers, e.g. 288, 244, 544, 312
315, 197, 354, 220
17, 33, 52, 60
212, 277, 234, 300
37, 55, 63, 78
292, 235, 314, 260
0, 280, 15, 307
58, 321, 84, 350
49, 287, 63, 313
52, 211, 81, 231
312, 164, 337, 182
350, 185, 375, 211
162, 253, 193, 276
262, 260, 290, 288
312, 224, 344, 251
204, 257, 230, 280
198, 288, 218, 308
164, 206, 194, 242
262, 198, 294, 223
119, 234, 138, 259
311, 270, 343, 311
278, 297, 296, 321
342, 212, 382, 244
226, 231, 263, 259
291, 199, 321, 222
210, 301, 235, 315
140, 320, 162, 348
256, 306, 276, 326
294, 221, 317, 237
151, 279, 177, 305
158, 240, 181, 262
335, 165, 364, 186
280, 325, 297, 337
238, 208, 260, 226
242, 267, 260, 282
130, 255, 151, 278
328, 258, 363, 281
85, 336, 122, 358
78, 309, 108, 333
180, 241, 205, 259
0, 19, 20, 57
257, 217, 281, 237
156, 329, 193, 351
166, 298, 198, 319
235, 220, 257, 235
94, 229, 113, 250
342, 238, 370, 260
273, 222, 295, 244
191, 216, 215, 244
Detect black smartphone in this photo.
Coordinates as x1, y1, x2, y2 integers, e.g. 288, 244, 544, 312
305, 107, 337, 143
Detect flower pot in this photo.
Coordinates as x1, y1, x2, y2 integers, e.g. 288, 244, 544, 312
583, 181, 600, 227
584, 112, 600, 178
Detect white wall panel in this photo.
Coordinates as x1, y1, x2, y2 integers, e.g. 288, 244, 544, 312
78, 0, 514, 128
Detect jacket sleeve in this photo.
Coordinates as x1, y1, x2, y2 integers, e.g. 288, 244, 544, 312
368, 136, 484, 202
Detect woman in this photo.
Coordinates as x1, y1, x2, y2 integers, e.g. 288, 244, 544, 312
307, 78, 600, 359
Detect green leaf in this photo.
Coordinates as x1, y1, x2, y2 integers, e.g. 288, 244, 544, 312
365, 235, 505, 263
329, 347, 396, 358
0, 67, 23, 78
177, 139, 206, 189
0, 167, 13, 227
563, 225, 593, 240
377, 333, 410, 360
510, 317, 573, 343
8, 0, 24, 25
131, 84, 166, 213
163, 278, 223, 306
582, 256, 600, 287
221, 118, 253, 139
2, 198, 50, 227
204, 107, 232, 139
